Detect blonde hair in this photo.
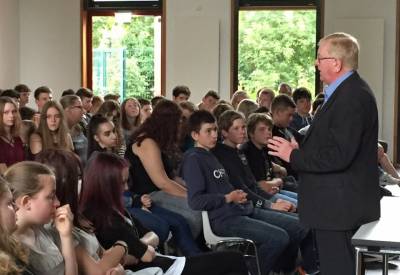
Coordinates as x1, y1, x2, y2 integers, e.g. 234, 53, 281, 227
319, 32, 359, 70
4, 161, 54, 200
0, 177, 28, 274
237, 99, 259, 120
231, 90, 249, 109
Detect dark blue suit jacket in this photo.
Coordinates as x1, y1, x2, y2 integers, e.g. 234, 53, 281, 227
290, 71, 381, 230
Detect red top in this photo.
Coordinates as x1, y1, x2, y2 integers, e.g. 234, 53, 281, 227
0, 136, 25, 167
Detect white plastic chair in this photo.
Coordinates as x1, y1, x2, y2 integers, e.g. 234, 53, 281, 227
201, 211, 261, 275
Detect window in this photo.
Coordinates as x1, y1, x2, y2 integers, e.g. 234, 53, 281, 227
232, 0, 323, 97
83, 0, 163, 100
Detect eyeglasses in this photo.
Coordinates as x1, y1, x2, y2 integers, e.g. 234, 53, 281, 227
316, 56, 336, 63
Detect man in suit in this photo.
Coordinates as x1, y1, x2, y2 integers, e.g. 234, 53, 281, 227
267, 32, 381, 275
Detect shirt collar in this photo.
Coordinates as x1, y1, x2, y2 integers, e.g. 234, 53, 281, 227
324, 70, 354, 103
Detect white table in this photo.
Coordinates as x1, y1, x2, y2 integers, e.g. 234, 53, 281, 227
352, 196, 400, 275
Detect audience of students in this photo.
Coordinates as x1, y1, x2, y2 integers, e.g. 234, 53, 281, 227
182, 110, 318, 275
5, 79, 394, 275
80, 152, 248, 275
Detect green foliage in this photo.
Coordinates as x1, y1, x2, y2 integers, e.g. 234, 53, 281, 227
238, 10, 316, 98
92, 16, 156, 100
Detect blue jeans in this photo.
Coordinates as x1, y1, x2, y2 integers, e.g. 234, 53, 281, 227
272, 190, 298, 206
127, 205, 202, 256
212, 208, 311, 275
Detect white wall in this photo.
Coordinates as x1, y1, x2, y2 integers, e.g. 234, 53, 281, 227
165, 0, 231, 104
0, 0, 20, 89
19, 0, 81, 105
324, 0, 397, 156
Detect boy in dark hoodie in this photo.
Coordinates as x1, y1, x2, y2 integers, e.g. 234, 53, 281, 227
181, 110, 319, 275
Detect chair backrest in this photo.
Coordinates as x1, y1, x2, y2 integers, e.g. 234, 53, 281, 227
202, 211, 242, 246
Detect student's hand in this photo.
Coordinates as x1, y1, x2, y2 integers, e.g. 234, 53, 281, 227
271, 199, 293, 212
141, 194, 152, 208
106, 264, 125, 275
54, 204, 74, 237
225, 190, 247, 204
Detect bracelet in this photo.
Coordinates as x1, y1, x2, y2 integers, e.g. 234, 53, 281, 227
113, 240, 128, 256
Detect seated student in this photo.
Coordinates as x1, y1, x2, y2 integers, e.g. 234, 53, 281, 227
178, 101, 197, 152
138, 98, 153, 124
182, 110, 318, 275
97, 100, 125, 156
4, 162, 78, 275
14, 84, 31, 108
35, 149, 131, 275
87, 115, 201, 256
289, 87, 313, 131
270, 95, 303, 180
0, 176, 34, 275
80, 152, 249, 275
212, 110, 296, 210
230, 90, 249, 110
29, 101, 74, 155
60, 95, 87, 166
198, 90, 220, 112
236, 99, 258, 120
1, 89, 21, 108
256, 87, 275, 111
90, 95, 103, 115
0, 97, 25, 175
172, 85, 191, 103
121, 98, 142, 145
240, 113, 298, 205
86, 114, 118, 159
33, 86, 53, 113
125, 100, 201, 238
76, 88, 94, 136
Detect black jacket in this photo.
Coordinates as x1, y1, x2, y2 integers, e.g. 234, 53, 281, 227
290, 72, 381, 230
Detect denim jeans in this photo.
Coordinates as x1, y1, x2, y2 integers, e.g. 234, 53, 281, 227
272, 190, 298, 206
127, 205, 202, 256
150, 191, 202, 238
212, 208, 311, 275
